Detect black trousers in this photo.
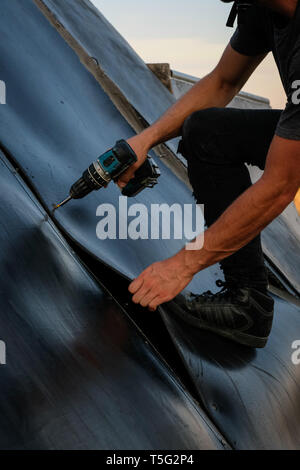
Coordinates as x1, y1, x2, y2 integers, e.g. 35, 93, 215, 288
179, 107, 282, 289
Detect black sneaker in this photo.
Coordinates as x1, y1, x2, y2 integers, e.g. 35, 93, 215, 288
168, 280, 274, 348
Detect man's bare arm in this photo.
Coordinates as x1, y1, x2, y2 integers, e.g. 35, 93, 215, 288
129, 136, 300, 309
181, 136, 300, 273
118, 45, 267, 187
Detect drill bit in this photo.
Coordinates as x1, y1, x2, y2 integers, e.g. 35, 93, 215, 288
52, 196, 72, 213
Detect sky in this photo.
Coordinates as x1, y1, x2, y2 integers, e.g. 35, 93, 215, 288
91, 0, 285, 109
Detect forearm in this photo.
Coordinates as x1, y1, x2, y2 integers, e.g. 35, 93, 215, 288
179, 177, 294, 275
135, 45, 266, 152
138, 71, 238, 151
121, 46, 265, 187
177, 134, 300, 275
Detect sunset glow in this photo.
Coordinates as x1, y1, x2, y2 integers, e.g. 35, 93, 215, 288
92, 0, 286, 109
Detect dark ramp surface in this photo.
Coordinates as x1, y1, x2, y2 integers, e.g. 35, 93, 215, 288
1, 0, 300, 450
36, 0, 176, 129
160, 297, 300, 450
0, 0, 221, 293
0, 152, 226, 450
262, 216, 300, 294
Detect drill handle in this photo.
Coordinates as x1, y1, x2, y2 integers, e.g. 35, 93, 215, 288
121, 157, 160, 197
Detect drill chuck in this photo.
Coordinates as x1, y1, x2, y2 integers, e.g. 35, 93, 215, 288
70, 165, 108, 199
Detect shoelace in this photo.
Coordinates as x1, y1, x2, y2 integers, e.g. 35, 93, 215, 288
190, 279, 240, 303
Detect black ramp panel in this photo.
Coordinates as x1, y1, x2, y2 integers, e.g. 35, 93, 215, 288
160, 298, 300, 450
262, 216, 300, 294
1, 0, 300, 450
0, 152, 226, 450
0, 0, 221, 292
37, 0, 176, 128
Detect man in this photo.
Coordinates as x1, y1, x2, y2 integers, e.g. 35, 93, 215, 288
119, 0, 300, 348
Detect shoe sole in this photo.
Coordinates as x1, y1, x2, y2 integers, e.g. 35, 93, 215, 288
169, 302, 268, 349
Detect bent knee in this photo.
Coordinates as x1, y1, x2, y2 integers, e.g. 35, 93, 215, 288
180, 108, 223, 161
182, 108, 222, 142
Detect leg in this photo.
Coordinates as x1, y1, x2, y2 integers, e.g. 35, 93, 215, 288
179, 107, 282, 290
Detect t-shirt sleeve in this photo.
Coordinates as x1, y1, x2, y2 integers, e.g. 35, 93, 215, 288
276, 38, 300, 140
230, 5, 271, 57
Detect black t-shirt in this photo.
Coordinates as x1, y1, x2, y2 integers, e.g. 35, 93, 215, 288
230, 2, 300, 140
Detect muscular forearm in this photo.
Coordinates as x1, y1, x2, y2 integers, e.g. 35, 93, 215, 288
128, 175, 297, 311
179, 177, 295, 276
120, 70, 238, 187
179, 136, 300, 275
128, 178, 291, 310
132, 46, 266, 153
120, 46, 265, 188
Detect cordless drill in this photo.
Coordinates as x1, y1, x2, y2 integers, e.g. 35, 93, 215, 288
53, 140, 160, 212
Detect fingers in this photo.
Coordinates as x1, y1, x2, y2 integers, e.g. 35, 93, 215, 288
134, 288, 162, 311
148, 296, 161, 311
131, 284, 168, 311
132, 285, 151, 305
129, 274, 145, 294
148, 294, 171, 311
130, 282, 171, 311
131, 277, 154, 304
128, 260, 180, 310
129, 269, 158, 308
116, 170, 135, 189
139, 290, 157, 308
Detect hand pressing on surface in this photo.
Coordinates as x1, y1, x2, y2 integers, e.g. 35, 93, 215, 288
129, 253, 195, 312
128, 136, 300, 311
